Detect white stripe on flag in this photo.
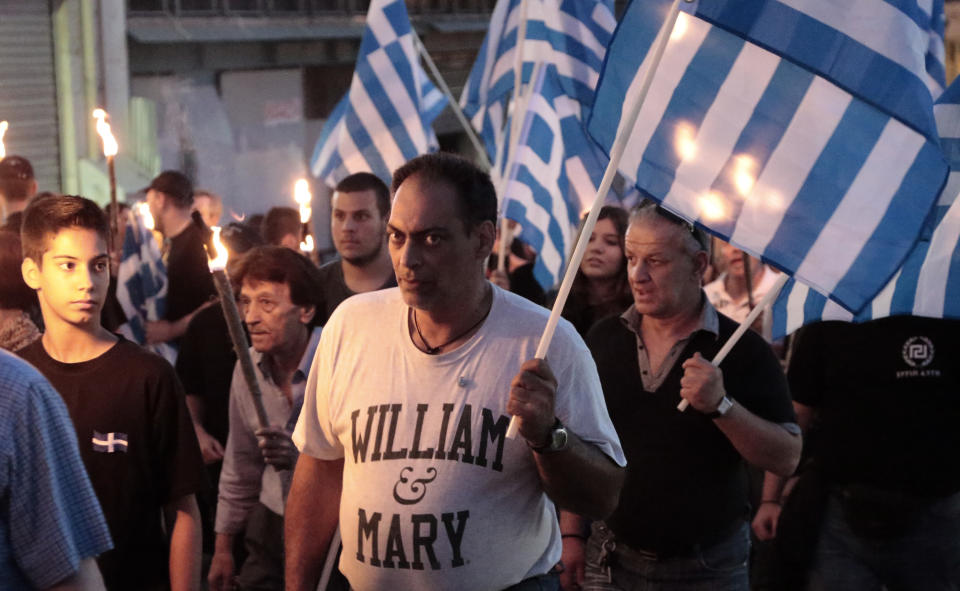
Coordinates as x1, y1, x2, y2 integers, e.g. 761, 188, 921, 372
619, 14, 710, 180
368, 48, 428, 151
915, 194, 960, 314
488, 39, 599, 97
504, 179, 564, 276
556, 10, 608, 61
565, 155, 595, 213
731, 77, 851, 254
795, 120, 925, 294
779, 0, 929, 78
368, 4, 402, 47
591, 2, 616, 33
936, 104, 960, 137
662, 44, 780, 217
350, 77, 406, 169
340, 119, 376, 174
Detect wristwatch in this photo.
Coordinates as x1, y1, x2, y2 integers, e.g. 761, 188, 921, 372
706, 396, 734, 419
529, 418, 569, 453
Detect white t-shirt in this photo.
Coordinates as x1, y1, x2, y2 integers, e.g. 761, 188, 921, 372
294, 286, 625, 591
704, 266, 780, 341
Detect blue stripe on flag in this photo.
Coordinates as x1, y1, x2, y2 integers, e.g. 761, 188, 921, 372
637, 28, 743, 197
831, 140, 947, 306
697, 0, 939, 143
764, 102, 888, 275
706, 62, 814, 238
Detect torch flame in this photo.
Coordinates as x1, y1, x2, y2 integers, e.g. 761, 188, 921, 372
92, 109, 118, 157
137, 202, 155, 231
300, 234, 315, 253
294, 178, 312, 223
0, 121, 7, 159
208, 226, 230, 272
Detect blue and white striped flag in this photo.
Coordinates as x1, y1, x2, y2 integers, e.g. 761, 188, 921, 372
309, 0, 447, 187
502, 64, 612, 289
460, 0, 616, 162
773, 76, 960, 338
115, 207, 177, 364
587, 0, 949, 314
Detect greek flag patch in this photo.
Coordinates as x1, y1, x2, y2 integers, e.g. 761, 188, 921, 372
92, 431, 129, 453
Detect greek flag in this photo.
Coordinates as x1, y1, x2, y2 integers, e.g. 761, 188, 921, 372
309, 0, 447, 187
587, 0, 949, 313
773, 77, 960, 338
502, 64, 611, 289
460, 0, 616, 162
115, 207, 177, 364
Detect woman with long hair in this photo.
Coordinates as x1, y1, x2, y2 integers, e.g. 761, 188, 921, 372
556, 205, 633, 336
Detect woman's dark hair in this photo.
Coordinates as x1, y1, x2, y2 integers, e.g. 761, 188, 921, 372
570, 205, 631, 301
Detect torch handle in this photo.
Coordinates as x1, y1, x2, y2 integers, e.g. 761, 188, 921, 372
108, 156, 119, 253
212, 270, 270, 430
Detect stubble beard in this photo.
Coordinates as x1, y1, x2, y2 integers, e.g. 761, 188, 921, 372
342, 237, 384, 268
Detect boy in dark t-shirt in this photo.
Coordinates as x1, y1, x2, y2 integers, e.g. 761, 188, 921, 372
16, 194, 206, 591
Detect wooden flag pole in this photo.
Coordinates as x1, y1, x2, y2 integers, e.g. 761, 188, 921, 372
506, 0, 685, 439
676, 272, 789, 411
411, 30, 491, 171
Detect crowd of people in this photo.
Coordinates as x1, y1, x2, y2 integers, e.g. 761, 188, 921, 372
0, 151, 957, 591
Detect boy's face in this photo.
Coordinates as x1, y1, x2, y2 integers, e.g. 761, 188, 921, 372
22, 227, 110, 329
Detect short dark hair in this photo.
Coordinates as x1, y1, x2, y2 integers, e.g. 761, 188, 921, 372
148, 170, 193, 209
230, 245, 324, 327
391, 152, 497, 232
0, 155, 36, 203
21, 195, 109, 265
261, 207, 302, 246
0, 231, 36, 310
335, 172, 391, 219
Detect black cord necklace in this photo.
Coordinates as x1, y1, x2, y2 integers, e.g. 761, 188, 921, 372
412, 301, 493, 355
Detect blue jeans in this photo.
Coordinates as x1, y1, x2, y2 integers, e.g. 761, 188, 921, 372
808, 490, 960, 591
582, 521, 749, 591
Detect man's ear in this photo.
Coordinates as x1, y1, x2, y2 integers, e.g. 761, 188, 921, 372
475, 220, 496, 260
693, 250, 710, 281
299, 305, 316, 327
21, 257, 41, 290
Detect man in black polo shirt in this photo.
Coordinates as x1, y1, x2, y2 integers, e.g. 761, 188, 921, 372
569, 202, 800, 591
144, 170, 216, 345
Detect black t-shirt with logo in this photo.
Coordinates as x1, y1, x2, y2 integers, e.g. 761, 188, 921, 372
16, 336, 208, 590
789, 316, 960, 496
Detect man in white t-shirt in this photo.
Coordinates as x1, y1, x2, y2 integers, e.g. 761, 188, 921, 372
285, 153, 626, 591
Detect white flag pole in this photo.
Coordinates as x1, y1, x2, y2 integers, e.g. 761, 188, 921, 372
315, 527, 342, 591
506, 0, 685, 439
411, 30, 492, 171
676, 272, 790, 411
498, 0, 530, 272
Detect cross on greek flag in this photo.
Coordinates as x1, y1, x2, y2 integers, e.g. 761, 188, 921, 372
92, 431, 129, 453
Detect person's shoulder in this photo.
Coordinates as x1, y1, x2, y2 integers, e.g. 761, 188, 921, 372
493, 286, 584, 347
327, 287, 401, 325
0, 348, 50, 393
110, 337, 179, 379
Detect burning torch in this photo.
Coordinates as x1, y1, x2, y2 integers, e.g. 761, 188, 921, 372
205, 226, 270, 430
294, 178, 314, 257
93, 109, 119, 248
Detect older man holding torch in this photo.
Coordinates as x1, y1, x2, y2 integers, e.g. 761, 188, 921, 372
561, 202, 800, 591
207, 244, 324, 591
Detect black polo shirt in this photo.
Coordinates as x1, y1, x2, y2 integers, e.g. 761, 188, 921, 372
585, 304, 795, 552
